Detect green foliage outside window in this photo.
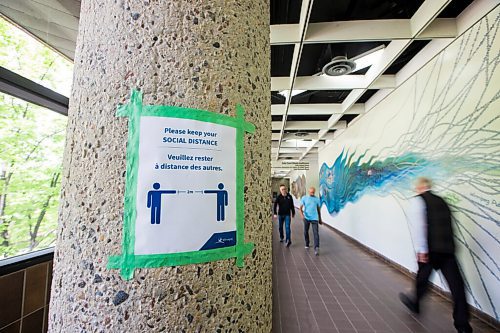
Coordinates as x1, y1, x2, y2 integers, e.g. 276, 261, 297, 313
0, 18, 72, 258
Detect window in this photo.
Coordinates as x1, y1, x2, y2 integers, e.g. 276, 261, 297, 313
0, 93, 67, 258
0, 17, 72, 259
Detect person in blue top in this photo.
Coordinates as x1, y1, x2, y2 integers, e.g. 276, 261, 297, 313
300, 186, 322, 256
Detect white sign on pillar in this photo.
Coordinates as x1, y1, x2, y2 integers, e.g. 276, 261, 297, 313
108, 90, 255, 280
135, 117, 237, 255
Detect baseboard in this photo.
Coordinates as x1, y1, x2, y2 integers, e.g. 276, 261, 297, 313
321, 223, 500, 330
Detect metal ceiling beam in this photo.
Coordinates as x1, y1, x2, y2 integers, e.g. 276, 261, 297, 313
273, 140, 317, 148
276, 0, 315, 160
275, 120, 327, 131
410, 0, 452, 37
272, 120, 347, 131
305, 20, 410, 43
362, 39, 412, 90
418, 18, 457, 39
271, 75, 395, 91
270, 24, 301, 45
272, 147, 316, 154
0, 66, 69, 116
271, 103, 364, 116
271, 18, 457, 45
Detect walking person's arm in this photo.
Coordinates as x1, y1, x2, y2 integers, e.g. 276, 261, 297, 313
410, 197, 428, 263
317, 203, 322, 224
291, 197, 295, 218
299, 197, 305, 219
273, 195, 279, 218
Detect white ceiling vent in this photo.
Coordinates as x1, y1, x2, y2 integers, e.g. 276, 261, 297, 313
322, 56, 357, 76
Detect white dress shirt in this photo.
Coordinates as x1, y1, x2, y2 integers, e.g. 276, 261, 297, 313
409, 196, 428, 254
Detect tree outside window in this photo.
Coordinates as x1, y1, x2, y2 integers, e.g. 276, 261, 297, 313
0, 17, 72, 258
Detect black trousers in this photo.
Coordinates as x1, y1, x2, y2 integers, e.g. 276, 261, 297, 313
415, 253, 472, 333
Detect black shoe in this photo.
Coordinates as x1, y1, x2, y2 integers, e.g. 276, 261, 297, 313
286, 240, 291, 248
279, 239, 284, 243
399, 293, 419, 314
455, 324, 473, 333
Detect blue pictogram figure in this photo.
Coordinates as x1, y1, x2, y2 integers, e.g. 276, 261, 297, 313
147, 183, 176, 225
204, 183, 228, 221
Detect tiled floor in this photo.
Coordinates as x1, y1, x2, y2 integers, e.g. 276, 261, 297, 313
272, 216, 496, 333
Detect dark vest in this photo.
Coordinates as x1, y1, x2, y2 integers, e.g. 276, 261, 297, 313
419, 191, 455, 254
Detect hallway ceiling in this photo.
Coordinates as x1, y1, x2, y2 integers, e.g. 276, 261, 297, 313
0, 1, 494, 178
270, 0, 481, 177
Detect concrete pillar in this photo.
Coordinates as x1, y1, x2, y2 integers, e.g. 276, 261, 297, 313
49, 1, 271, 332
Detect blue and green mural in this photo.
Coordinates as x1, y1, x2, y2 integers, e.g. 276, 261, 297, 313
320, 151, 433, 214
319, 9, 500, 320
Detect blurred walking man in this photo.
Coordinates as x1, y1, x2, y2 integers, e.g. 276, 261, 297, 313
273, 184, 295, 247
399, 177, 472, 333
300, 187, 322, 256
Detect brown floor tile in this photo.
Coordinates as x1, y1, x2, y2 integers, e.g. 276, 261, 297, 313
272, 216, 498, 333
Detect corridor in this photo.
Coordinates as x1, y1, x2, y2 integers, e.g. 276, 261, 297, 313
272, 216, 495, 333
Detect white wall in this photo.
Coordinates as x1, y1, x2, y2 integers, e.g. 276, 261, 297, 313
318, 7, 500, 320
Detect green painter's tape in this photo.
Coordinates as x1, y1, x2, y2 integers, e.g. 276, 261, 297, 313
107, 243, 254, 269
107, 90, 255, 280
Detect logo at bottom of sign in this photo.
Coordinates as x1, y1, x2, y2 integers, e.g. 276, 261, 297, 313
200, 231, 237, 250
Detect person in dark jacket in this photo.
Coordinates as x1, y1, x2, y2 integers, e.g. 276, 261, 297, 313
273, 184, 295, 247
399, 177, 472, 333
